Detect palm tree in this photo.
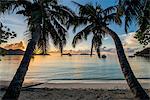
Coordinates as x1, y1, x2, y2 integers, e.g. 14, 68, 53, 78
70, 3, 149, 99
118, 0, 150, 46
137, 0, 150, 46
0, 0, 74, 99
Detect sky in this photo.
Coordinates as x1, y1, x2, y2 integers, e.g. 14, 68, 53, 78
0, 0, 142, 51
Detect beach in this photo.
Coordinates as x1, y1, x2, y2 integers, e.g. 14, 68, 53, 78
0, 81, 150, 100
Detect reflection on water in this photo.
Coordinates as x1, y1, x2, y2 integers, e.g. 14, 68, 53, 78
0, 54, 150, 83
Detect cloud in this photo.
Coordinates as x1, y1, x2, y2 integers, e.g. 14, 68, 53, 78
104, 37, 109, 40
120, 32, 140, 48
4, 41, 25, 50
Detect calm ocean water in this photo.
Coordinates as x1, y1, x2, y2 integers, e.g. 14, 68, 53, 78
0, 54, 150, 83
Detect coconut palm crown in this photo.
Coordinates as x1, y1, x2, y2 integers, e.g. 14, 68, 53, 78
70, 2, 121, 57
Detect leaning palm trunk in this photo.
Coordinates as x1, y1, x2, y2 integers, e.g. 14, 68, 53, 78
101, 26, 149, 99
90, 41, 94, 57
2, 25, 41, 100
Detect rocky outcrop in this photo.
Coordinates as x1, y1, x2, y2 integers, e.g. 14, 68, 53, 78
135, 47, 150, 57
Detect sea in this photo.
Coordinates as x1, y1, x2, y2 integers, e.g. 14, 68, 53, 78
0, 54, 150, 83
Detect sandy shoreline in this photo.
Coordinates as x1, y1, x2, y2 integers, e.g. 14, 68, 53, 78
0, 81, 150, 100
1, 80, 150, 89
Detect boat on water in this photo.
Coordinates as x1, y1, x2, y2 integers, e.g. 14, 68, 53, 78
62, 53, 72, 56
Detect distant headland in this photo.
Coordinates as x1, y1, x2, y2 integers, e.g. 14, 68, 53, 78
0, 47, 49, 55
135, 47, 150, 57
0, 47, 24, 55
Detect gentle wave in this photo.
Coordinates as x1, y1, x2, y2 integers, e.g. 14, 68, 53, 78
48, 77, 150, 81
1, 55, 150, 83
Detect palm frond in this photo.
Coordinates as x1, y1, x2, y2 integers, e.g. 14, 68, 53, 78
0, 0, 32, 14
43, 0, 58, 6
117, 0, 146, 33
104, 13, 122, 25
72, 24, 95, 47
52, 17, 67, 46
124, 14, 132, 33
92, 33, 102, 58
50, 4, 76, 27
37, 23, 49, 54
67, 16, 89, 32
45, 18, 65, 54
52, 5, 76, 18
102, 6, 117, 15
0, 0, 17, 14
73, 2, 96, 18
0, 22, 16, 44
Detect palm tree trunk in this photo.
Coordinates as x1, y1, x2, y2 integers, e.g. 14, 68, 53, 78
101, 26, 149, 99
2, 25, 41, 100
90, 41, 94, 57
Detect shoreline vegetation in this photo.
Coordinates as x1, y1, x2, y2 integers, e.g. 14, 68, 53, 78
0, 81, 150, 100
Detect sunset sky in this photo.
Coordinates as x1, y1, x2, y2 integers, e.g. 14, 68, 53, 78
0, 0, 142, 51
